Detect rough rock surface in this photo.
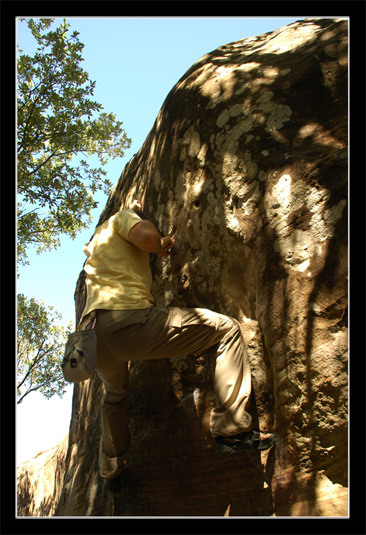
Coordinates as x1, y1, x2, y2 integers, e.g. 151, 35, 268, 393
17, 18, 348, 517
17, 435, 69, 517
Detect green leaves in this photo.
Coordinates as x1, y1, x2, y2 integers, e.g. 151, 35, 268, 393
17, 294, 73, 404
17, 18, 131, 263
16, 18, 131, 403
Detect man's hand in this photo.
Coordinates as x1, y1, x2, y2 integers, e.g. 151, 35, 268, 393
159, 234, 175, 257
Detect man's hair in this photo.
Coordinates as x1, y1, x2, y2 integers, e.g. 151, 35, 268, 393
132, 209, 151, 221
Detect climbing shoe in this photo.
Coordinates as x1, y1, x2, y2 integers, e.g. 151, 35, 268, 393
107, 474, 122, 494
215, 430, 277, 455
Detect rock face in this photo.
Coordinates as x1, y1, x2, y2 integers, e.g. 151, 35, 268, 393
17, 435, 69, 517
18, 18, 348, 517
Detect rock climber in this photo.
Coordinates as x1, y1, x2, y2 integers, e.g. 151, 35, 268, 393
79, 199, 277, 493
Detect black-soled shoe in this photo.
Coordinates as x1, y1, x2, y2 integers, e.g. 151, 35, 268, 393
107, 474, 122, 494
215, 430, 277, 455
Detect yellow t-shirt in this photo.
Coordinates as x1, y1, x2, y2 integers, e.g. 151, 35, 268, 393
81, 209, 154, 321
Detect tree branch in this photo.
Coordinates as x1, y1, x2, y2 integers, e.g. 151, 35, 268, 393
25, 150, 75, 178
17, 77, 57, 153
17, 339, 46, 390
17, 79, 45, 113
17, 383, 40, 404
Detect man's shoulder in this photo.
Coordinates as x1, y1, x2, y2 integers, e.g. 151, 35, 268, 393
113, 209, 142, 239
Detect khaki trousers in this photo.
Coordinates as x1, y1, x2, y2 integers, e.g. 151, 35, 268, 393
93, 306, 252, 479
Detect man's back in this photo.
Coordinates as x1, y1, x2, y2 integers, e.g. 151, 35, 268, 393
81, 209, 154, 322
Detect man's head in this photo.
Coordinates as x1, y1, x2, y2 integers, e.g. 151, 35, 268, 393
129, 199, 150, 221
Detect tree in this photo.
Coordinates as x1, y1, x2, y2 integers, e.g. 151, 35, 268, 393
17, 18, 131, 264
17, 294, 73, 404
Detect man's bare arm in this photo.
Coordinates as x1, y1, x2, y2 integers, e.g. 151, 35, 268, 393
128, 221, 175, 257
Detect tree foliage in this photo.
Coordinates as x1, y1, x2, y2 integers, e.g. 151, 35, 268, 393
17, 18, 131, 264
17, 294, 73, 404
16, 19, 129, 403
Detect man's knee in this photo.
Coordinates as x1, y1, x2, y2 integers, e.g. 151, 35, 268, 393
214, 312, 240, 334
104, 389, 128, 405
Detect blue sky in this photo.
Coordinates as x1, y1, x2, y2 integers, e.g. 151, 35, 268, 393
16, 16, 304, 464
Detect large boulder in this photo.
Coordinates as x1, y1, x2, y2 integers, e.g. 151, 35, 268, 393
18, 18, 348, 517
17, 435, 69, 517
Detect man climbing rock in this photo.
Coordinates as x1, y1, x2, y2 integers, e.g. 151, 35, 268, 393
79, 200, 277, 494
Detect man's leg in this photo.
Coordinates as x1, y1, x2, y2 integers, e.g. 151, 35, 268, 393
208, 316, 253, 437
96, 307, 253, 441
94, 336, 130, 482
